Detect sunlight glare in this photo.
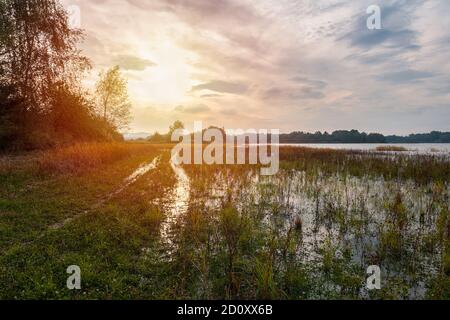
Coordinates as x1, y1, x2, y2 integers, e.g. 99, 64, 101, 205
129, 38, 195, 105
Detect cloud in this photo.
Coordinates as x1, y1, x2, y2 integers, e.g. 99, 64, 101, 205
70, 0, 450, 134
191, 81, 248, 95
175, 104, 211, 114
291, 76, 328, 89
377, 69, 434, 83
112, 55, 156, 71
201, 94, 223, 99
262, 86, 325, 101
220, 108, 238, 116
342, 1, 423, 51
349, 29, 418, 50
295, 87, 326, 100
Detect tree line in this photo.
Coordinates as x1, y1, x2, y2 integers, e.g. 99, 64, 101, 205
0, 0, 131, 151
146, 126, 450, 144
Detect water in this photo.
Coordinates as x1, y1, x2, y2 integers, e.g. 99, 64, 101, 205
179, 163, 448, 299
281, 143, 450, 154
124, 157, 160, 185
150, 147, 448, 298
159, 159, 191, 250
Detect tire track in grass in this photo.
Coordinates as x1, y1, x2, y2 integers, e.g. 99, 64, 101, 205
1, 156, 163, 253
48, 156, 161, 231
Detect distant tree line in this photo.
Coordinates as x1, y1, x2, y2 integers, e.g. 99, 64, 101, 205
279, 130, 450, 144
280, 130, 386, 144
0, 0, 131, 151
385, 131, 450, 143
146, 126, 450, 144
147, 121, 186, 143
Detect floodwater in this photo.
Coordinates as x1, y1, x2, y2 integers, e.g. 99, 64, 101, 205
152, 147, 448, 298
281, 143, 450, 154
159, 159, 191, 249
174, 162, 448, 299
124, 157, 160, 184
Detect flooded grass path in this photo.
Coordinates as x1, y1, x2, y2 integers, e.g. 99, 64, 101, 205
48, 156, 161, 231
159, 159, 191, 253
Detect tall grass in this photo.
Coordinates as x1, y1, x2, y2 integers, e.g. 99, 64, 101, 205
37, 143, 157, 175
0, 154, 37, 175
279, 146, 449, 184
0, 157, 14, 174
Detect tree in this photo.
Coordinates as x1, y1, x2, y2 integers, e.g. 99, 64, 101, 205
148, 131, 165, 143
0, 0, 95, 149
0, 0, 90, 113
0, 1, 126, 150
169, 120, 185, 136
95, 66, 132, 131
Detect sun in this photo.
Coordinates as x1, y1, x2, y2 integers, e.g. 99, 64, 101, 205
128, 39, 196, 106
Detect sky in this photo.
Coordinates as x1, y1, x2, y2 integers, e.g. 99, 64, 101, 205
61, 0, 450, 135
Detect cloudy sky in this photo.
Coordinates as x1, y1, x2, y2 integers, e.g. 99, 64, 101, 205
62, 0, 450, 134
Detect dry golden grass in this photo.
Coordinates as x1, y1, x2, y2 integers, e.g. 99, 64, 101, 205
37, 143, 158, 175
0, 157, 13, 175
0, 154, 37, 175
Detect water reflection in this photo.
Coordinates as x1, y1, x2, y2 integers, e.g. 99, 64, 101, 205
159, 159, 191, 249
183, 166, 447, 299
109, 156, 160, 199
280, 143, 450, 154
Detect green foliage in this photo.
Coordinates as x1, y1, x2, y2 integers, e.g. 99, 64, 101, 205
95, 66, 132, 131
147, 121, 185, 143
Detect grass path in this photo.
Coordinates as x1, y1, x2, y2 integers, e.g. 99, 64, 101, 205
0, 147, 164, 252
0, 145, 186, 299
48, 155, 161, 231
